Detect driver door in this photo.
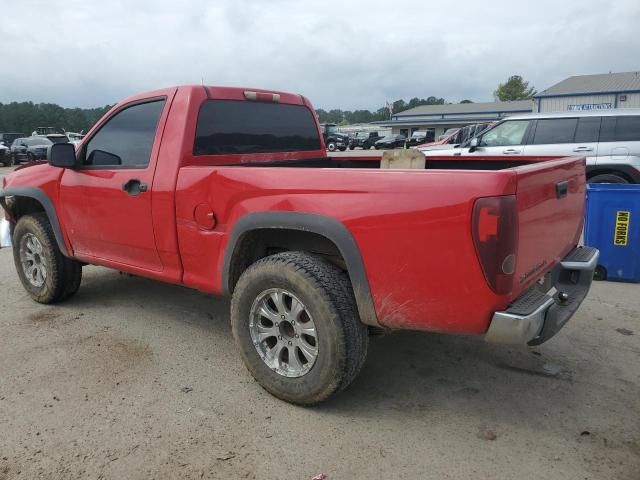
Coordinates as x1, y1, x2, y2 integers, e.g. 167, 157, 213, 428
58, 98, 169, 271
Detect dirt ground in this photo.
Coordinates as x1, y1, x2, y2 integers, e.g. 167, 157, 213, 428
0, 163, 639, 479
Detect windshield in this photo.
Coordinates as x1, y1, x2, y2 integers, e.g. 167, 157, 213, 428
479, 120, 530, 147
27, 137, 52, 146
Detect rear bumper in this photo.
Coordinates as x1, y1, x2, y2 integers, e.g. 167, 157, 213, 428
485, 246, 599, 345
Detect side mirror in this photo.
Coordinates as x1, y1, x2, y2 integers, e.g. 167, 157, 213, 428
47, 143, 76, 168
468, 137, 479, 153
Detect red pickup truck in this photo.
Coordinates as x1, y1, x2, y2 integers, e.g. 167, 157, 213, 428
0, 85, 598, 404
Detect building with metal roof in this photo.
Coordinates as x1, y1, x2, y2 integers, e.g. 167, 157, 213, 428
376, 100, 533, 139
534, 71, 640, 112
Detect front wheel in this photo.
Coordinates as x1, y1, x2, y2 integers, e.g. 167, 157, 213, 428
12, 213, 82, 304
326, 142, 337, 152
231, 251, 368, 405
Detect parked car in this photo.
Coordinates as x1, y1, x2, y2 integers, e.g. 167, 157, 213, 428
10, 136, 54, 163
0, 144, 10, 166
349, 131, 383, 150
0, 85, 597, 405
0, 132, 25, 148
375, 134, 406, 149
320, 123, 348, 151
417, 122, 495, 151
437, 128, 459, 141
421, 110, 640, 184
407, 130, 435, 147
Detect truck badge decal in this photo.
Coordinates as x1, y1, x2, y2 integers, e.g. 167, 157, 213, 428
519, 260, 547, 284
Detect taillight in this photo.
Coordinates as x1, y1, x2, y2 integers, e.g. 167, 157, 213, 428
472, 195, 518, 295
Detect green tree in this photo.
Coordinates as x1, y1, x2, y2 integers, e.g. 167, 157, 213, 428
493, 75, 537, 101
0, 102, 112, 135
460, 99, 473, 103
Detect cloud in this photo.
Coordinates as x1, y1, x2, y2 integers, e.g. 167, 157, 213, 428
1, 0, 639, 110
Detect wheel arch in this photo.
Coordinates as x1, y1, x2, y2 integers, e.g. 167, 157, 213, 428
586, 165, 639, 184
0, 186, 70, 257
222, 212, 379, 327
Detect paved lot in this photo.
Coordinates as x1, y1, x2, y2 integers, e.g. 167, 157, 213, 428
0, 163, 639, 479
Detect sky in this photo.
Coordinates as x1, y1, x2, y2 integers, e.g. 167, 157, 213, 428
1, 0, 639, 111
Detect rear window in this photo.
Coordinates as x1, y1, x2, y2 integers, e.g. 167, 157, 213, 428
194, 100, 321, 155
531, 118, 578, 144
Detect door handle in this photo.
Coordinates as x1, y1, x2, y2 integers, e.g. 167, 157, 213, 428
573, 146, 594, 152
503, 149, 521, 154
122, 179, 148, 196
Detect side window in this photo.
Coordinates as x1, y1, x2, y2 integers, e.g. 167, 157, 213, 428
613, 116, 640, 142
531, 118, 578, 144
574, 117, 601, 143
83, 99, 165, 167
479, 121, 530, 147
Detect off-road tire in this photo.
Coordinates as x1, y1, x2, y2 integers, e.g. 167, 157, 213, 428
12, 213, 82, 303
231, 251, 368, 405
588, 174, 629, 184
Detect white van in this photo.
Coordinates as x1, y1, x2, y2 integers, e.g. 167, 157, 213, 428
420, 109, 640, 183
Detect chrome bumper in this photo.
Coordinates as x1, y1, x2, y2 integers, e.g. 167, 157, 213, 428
485, 246, 599, 345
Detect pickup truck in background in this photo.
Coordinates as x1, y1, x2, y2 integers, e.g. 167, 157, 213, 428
0, 85, 598, 405
348, 131, 383, 150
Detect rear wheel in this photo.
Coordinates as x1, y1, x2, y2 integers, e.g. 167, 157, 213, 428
12, 213, 82, 304
231, 251, 368, 405
588, 174, 629, 184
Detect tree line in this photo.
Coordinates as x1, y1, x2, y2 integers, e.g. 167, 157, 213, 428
0, 75, 536, 133
317, 75, 536, 124
0, 102, 113, 135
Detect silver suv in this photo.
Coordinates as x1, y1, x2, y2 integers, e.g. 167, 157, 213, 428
420, 109, 640, 183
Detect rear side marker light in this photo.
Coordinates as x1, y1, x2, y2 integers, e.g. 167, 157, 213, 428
472, 195, 518, 295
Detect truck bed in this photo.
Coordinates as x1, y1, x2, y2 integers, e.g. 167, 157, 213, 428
176, 154, 586, 334
217, 154, 565, 171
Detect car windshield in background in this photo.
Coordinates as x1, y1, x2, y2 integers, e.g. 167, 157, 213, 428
194, 100, 321, 155
27, 137, 52, 146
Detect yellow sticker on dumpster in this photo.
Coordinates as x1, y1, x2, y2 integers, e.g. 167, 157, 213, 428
614, 211, 630, 246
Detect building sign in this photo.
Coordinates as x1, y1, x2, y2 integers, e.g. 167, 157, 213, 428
567, 103, 613, 111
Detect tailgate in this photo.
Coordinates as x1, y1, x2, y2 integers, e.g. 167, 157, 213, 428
513, 156, 586, 295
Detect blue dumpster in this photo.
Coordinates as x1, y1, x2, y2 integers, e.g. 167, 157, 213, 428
584, 183, 640, 282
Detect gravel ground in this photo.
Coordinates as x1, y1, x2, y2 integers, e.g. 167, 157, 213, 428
0, 164, 639, 479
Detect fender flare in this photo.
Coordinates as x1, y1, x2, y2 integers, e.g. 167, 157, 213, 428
222, 212, 380, 327
0, 186, 70, 257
